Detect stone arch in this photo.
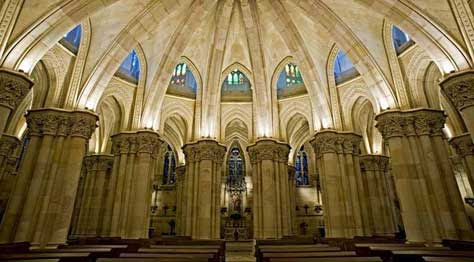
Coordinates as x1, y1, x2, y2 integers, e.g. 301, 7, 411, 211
2, 0, 119, 73
162, 113, 188, 164
356, 0, 471, 73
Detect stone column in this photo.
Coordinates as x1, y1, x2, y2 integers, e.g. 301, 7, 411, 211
450, 133, 474, 192
71, 154, 113, 237
0, 134, 20, 221
175, 165, 186, 236
0, 69, 33, 135
0, 108, 97, 247
288, 165, 297, 235
376, 108, 473, 243
247, 139, 292, 239
440, 70, 474, 142
103, 130, 162, 239
180, 139, 225, 239
360, 155, 396, 236
310, 130, 370, 238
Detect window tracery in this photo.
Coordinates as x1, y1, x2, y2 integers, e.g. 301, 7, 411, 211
162, 145, 176, 185
295, 145, 309, 186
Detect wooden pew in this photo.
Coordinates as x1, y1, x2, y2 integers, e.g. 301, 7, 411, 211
267, 257, 383, 262
119, 252, 215, 262
0, 242, 30, 253
355, 243, 426, 255
442, 240, 474, 251
261, 251, 364, 262
422, 257, 474, 262
0, 252, 92, 261
390, 250, 474, 262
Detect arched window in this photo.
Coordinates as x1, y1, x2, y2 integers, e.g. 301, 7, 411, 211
168, 63, 198, 98
61, 25, 82, 54
295, 146, 309, 186
392, 26, 414, 54
221, 69, 252, 102
116, 49, 140, 84
334, 50, 359, 85
276, 63, 306, 99
226, 146, 246, 191
162, 145, 176, 185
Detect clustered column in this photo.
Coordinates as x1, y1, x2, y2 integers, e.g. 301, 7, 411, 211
247, 139, 292, 239
175, 165, 186, 236
0, 69, 33, 136
360, 155, 396, 236
0, 134, 20, 220
70, 154, 114, 237
310, 130, 370, 238
440, 70, 474, 142
0, 108, 98, 247
180, 139, 226, 239
376, 108, 473, 243
450, 133, 474, 192
288, 165, 297, 234
102, 130, 162, 239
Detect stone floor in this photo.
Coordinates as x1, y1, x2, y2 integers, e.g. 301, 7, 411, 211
225, 240, 256, 262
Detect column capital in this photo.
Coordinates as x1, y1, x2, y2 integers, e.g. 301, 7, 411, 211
450, 133, 474, 157
375, 109, 446, 139
360, 154, 390, 172
0, 134, 20, 157
83, 154, 114, 172
247, 138, 290, 163
440, 70, 474, 111
182, 139, 226, 163
26, 108, 98, 138
309, 130, 361, 155
0, 68, 33, 110
111, 130, 163, 155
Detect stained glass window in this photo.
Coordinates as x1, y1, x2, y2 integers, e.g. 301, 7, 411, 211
392, 26, 414, 54
221, 69, 252, 102
116, 49, 140, 84
169, 63, 197, 93
162, 145, 176, 185
296, 146, 309, 186
226, 70, 248, 85
277, 63, 303, 90
334, 50, 359, 85
226, 146, 246, 191
61, 25, 82, 54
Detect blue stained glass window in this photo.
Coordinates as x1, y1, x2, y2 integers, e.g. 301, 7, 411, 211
61, 25, 82, 54
162, 146, 176, 185
277, 63, 303, 91
117, 49, 140, 84
334, 50, 359, 85
226, 146, 246, 191
392, 26, 414, 54
296, 146, 309, 186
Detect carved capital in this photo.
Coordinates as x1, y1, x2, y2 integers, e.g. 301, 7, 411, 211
183, 139, 226, 163
0, 134, 20, 157
440, 70, 474, 111
0, 69, 33, 110
376, 109, 446, 139
450, 133, 474, 157
26, 108, 98, 138
111, 130, 162, 155
83, 154, 114, 172
360, 155, 390, 172
247, 139, 290, 163
70, 111, 99, 139
310, 130, 361, 156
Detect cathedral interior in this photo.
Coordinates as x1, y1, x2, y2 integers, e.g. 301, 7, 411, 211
1, 0, 474, 261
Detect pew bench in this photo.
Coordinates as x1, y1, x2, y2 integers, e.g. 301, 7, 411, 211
390, 250, 474, 262
261, 251, 361, 262
0, 252, 92, 261
422, 256, 474, 262
266, 257, 383, 262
